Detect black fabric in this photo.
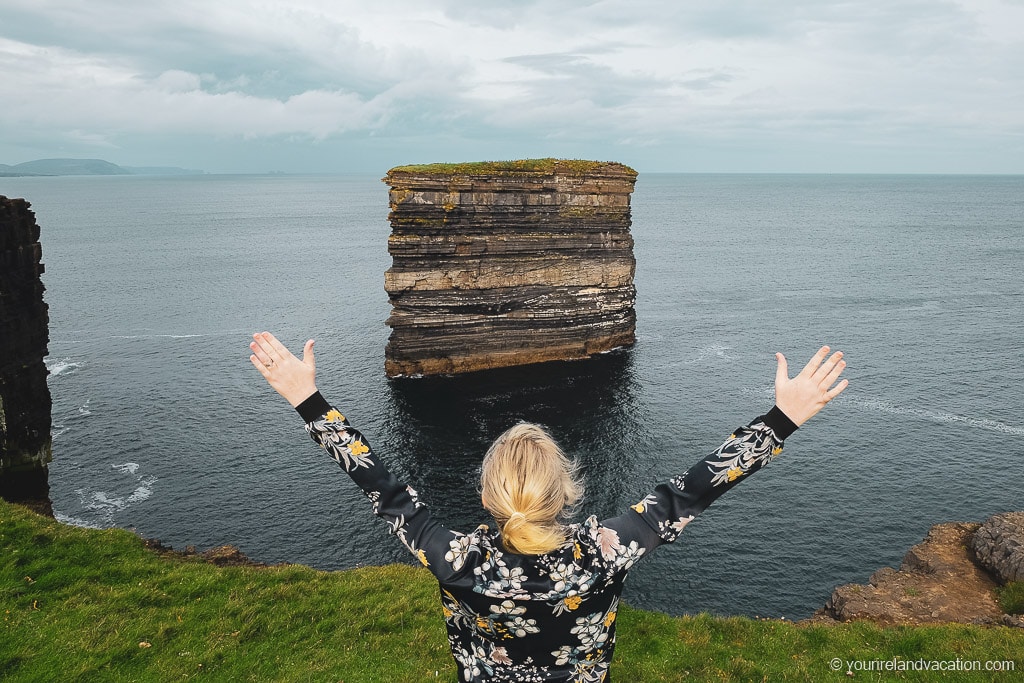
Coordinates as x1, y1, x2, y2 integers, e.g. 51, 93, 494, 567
301, 403, 792, 682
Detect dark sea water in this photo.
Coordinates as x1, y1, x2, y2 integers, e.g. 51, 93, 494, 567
2, 172, 1022, 620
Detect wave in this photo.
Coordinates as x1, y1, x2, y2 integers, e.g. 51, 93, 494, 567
45, 357, 81, 378
841, 396, 1024, 436
78, 399, 92, 416
108, 332, 235, 339
660, 345, 735, 369
69, 466, 157, 525
54, 513, 106, 529
739, 387, 1024, 436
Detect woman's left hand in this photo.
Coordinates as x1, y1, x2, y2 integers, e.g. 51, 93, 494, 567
249, 331, 318, 407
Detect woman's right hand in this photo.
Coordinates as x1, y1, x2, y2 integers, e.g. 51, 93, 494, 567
773, 346, 849, 427
249, 331, 318, 408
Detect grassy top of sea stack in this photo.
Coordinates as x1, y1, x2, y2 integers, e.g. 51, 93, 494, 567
386, 158, 637, 178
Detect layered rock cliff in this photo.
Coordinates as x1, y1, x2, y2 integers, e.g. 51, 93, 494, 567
382, 159, 638, 377
0, 196, 53, 515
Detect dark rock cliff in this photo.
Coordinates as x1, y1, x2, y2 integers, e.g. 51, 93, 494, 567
0, 196, 53, 516
382, 159, 638, 377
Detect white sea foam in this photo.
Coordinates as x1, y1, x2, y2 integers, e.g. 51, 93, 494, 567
45, 357, 81, 378
54, 513, 105, 529
70, 466, 157, 525
741, 386, 1024, 436
86, 491, 128, 513
51, 424, 68, 439
111, 333, 206, 339
127, 477, 157, 504
663, 345, 734, 369
841, 396, 1024, 436
78, 399, 92, 416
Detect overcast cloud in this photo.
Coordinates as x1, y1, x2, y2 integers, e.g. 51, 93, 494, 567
1, 0, 1021, 172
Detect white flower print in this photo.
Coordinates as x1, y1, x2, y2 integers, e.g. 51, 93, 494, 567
615, 540, 646, 571
657, 514, 695, 542
552, 645, 574, 666
707, 423, 780, 487
570, 612, 609, 650
489, 600, 526, 617
445, 534, 478, 572
507, 615, 540, 638
496, 564, 525, 591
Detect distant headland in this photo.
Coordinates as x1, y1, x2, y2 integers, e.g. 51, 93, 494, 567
0, 158, 204, 177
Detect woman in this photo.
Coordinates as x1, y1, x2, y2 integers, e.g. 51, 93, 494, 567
250, 332, 848, 682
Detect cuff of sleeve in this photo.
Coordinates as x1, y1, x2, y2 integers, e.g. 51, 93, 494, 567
295, 391, 332, 423
763, 405, 798, 441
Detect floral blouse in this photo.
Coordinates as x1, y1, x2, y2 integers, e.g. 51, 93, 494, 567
295, 393, 797, 683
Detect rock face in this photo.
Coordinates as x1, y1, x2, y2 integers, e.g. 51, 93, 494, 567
972, 512, 1024, 584
0, 196, 53, 515
811, 519, 1024, 628
382, 159, 638, 377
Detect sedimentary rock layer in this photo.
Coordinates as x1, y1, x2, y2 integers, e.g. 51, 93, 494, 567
383, 159, 638, 377
0, 196, 52, 513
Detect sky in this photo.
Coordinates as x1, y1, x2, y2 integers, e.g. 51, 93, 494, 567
1, 0, 1022, 174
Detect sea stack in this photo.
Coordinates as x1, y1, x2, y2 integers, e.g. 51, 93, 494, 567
0, 196, 53, 515
382, 159, 638, 377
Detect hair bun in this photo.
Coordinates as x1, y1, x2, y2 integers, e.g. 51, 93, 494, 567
506, 511, 527, 527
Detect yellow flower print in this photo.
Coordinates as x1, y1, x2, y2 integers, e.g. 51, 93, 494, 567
442, 606, 453, 618
631, 495, 656, 514
573, 542, 582, 560
772, 446, 783, 456
349, 440, 369, 456
726, 466, 744, 481
564, 595, 582, 611
416, 549, 429, 566
324, 409, 345, 423
729, 433, 736, 439
604, 611, 616, 627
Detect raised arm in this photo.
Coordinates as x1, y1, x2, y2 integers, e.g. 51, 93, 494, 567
596, 346, 849, 564
249, 332, 467, 581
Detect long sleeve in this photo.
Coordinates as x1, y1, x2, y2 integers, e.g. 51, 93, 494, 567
295, 392, 468, 582
597, 406, 798, 557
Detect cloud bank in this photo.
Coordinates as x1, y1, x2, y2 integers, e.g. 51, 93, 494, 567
1, 0, 1021, 172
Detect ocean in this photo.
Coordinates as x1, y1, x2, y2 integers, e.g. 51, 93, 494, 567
2, 172, 1022, 620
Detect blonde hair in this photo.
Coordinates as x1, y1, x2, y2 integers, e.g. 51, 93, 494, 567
480, 422, 583, 555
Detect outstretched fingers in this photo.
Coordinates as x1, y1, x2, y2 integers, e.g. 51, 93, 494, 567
819, 352, 847, 389
826, 378, 850, 401
799, 345, 831, 378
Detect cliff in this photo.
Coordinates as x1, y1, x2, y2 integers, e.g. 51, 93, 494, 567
0, 196, 53, 515
382, 159, 638, 377
808, 512, 1024, 628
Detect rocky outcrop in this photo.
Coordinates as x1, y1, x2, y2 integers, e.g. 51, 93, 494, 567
972, 512, 1024, 584
809, 517, 1024, 628
382, 159, 638, 377
0, 196, 52, 515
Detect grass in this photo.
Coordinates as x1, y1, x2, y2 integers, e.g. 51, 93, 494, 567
998, 582, 1024, 615
386, 158, 637, 177
2, 498, 1022, 682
